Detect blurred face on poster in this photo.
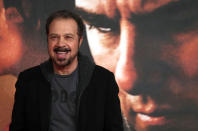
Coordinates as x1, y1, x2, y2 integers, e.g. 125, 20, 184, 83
0, 0, 47, 76
76, 0, 198, 131
0, 5, 23, 75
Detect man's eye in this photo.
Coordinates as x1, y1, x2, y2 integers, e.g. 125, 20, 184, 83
65, 36, 74, 40
51, 36, 57, 39
49, 36, 59, 40
97, 27, 112, 33
87, 24, 112, 33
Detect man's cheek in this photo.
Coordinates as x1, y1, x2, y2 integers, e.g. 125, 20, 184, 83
176, 35, 198, 104
86, 29, 120, 72
161, 32, 198, 78
0, 29, 23, 70
162, 32, 198, 104
92, 48, 119, 73
176, 32, 198, 78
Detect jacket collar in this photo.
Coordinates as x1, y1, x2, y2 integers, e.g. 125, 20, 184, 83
77, 53, 95, 95
40, 52, 95, 93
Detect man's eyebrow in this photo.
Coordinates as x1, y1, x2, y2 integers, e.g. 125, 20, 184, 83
48, 33, 75, 36
131, 0, 198, 32
132, 0, 197, 20
64, 33, 75, 37
75, 7, 120, 28
48, 33, 58, 36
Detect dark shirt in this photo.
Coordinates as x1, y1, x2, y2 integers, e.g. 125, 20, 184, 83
49, 67, 78, 131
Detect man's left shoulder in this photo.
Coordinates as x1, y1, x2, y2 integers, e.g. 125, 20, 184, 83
93, 65, 114, 77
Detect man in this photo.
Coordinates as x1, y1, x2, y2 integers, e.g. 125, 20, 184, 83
9, 10, 123, 131
1, 0, 74, 76
0, 1, 73, 130
75, 0, 198, 131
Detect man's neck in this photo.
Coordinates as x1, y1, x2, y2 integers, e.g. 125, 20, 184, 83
53, 58, 78, 75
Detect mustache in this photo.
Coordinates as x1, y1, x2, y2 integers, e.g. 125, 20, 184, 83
53, 47, 71, 52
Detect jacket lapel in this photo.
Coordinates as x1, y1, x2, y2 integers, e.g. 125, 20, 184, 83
38, 80, 51, 131
77, 53, 95, 97
76, 53, 95, 120
39, 60, 54, 131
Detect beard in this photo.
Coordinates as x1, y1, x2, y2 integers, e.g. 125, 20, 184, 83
53, 53, 78, 68
50, 46, 79, 68
53, 56, 72, 67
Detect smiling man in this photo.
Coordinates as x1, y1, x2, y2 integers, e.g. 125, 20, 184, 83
9, 10, 123, 131
75, 0, 198, 131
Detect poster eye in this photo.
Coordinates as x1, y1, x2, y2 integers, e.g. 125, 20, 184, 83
5, 7, 23, 23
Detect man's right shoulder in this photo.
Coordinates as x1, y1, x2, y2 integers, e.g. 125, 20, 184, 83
18, 65, 43, 80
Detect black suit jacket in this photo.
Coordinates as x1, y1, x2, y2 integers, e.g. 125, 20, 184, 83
9, 54, 123, 131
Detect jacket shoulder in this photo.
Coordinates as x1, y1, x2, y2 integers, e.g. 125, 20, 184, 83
21, 65, 41, 75
94, 65, 113, 75
92, 65, 115, 82
17, 65, 43, 82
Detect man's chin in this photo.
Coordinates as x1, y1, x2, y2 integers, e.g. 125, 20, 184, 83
54, 59, 71, 67
135, 124, 189, 131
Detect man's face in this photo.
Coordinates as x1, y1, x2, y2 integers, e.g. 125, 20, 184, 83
76, 0, 198, 131
0, 1, 48, 76
0, 7, 23, 74
48, 18, 82, 68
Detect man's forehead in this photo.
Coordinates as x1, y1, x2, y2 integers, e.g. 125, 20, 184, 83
49, 18, 78, 33
76, 0, 180, 18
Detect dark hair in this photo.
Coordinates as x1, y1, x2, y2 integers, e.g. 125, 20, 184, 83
45, 10, 84, 38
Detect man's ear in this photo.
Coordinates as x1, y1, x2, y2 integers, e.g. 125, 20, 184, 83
79, 36, 83, 47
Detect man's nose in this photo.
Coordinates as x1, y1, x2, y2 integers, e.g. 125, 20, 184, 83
115, 20, 137, 92
57, 36, 65, 46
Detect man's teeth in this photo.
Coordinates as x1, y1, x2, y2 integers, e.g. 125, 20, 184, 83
56, 51, 67, 53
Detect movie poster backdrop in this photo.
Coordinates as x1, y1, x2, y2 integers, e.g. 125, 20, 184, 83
0, 0, 198, 131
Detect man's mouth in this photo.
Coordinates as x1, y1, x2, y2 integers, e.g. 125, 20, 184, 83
137, 112, 167, 126
54, 47, 71, 53
53, 47, 71, 59
136, 108, 188, 126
